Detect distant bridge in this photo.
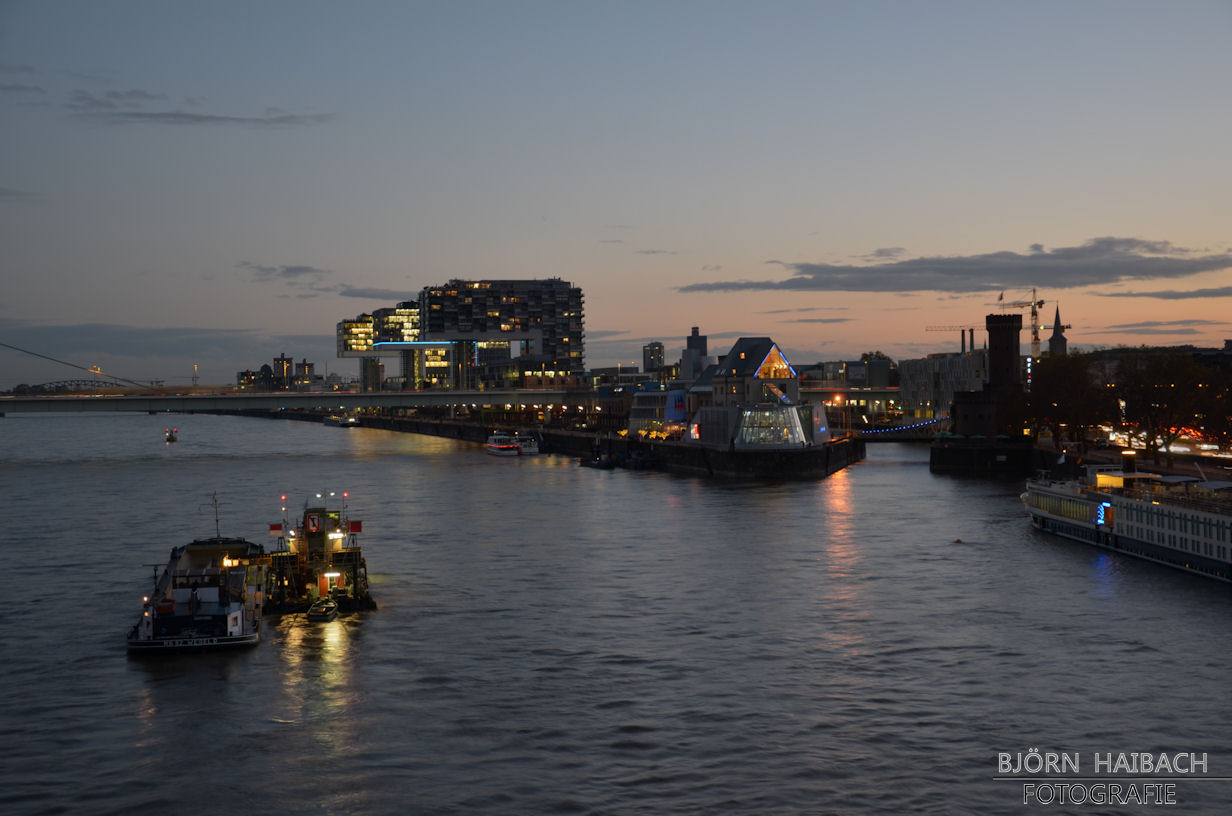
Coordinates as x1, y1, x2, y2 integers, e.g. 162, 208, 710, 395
0, 389, 571, 415
856, 418, 945, 442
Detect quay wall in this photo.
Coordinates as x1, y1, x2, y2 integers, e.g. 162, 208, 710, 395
251, 410, 864, 480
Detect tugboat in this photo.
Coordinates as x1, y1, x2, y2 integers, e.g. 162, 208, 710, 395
128, 499, 267, 653
265, 491, 377, 614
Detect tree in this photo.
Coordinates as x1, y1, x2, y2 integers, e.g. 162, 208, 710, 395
1197, 364, 1232, 453
1030, 353, 1117, 451
1114, 350, 1209, 467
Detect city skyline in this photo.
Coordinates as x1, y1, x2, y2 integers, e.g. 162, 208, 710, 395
3, 1, 1231, 387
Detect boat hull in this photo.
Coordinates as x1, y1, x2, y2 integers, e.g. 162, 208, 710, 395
127, 632, 260, 653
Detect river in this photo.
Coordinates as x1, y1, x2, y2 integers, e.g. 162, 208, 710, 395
1, 412, 1229, 814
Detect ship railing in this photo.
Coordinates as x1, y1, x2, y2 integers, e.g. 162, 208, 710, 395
1120, 486, 1232, 516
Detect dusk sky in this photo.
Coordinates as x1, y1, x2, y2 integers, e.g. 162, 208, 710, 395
3, 1, 1231, 388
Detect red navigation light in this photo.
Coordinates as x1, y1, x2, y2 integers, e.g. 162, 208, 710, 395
343, 492, 349, 498
280, 494, 287, 501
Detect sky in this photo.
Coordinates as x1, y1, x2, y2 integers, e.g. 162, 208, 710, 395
2, 0, 1231, 388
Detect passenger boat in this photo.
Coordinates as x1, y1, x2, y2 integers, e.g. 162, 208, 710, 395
1022, 451, 1232, 582
323, 414, 360, 427
128, 535, 268, 653
486, 432, 521, 456
487, 431, 539, 456
265, 491, 377, 614
306, 598, 339, 622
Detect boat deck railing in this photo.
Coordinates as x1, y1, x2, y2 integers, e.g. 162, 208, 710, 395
1118, 485, 1232, 517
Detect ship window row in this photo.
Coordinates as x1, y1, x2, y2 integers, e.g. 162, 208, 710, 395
1123, 504, 1231, 544
1031, 493, 1091, 523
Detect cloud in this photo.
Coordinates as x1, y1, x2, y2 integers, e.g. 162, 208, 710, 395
1102, 319, 1225, 330
1096, 286, 1232, 300
863, 247, 906, 260
239, 261, 331, 283
1093, 327, 1204, 337
62, 87, 335, 128
790, 318, 853, 324
636, 249, 678, 255
581, 329, 632, 340
336, 287, 418, 301
0, 83, 47, 96
762, 306, 849, 314
238, 261, 340, 299
678, 237, 1232, 294
79, 108, 337, 128
0, 186, 37, 200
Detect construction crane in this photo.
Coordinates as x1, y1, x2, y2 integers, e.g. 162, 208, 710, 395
995, 288, 1048, 359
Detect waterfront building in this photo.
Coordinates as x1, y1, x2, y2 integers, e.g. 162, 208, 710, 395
338, 278, 584, 390
898, 350, 988, 420
422, 278, 584, 386
687, 337, 829, 449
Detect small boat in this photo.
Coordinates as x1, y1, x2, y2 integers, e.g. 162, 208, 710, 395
128, 532, 268, 653
306, 598, 339, 622
324, 414, 360, 427
165, 427, 178, 442
486, 432, 521, 456
515, 433, 540, 455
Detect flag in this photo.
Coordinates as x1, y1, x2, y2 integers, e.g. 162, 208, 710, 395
349, 520, 363, 533
269, 523, 282, 537
997, 290, 1004, 302
1057, 453, 1066, 465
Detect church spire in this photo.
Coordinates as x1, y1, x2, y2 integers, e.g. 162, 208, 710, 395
1048, 305, 1068, 357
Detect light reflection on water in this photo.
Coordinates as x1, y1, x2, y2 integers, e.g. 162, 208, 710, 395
2, 415, 1232, 814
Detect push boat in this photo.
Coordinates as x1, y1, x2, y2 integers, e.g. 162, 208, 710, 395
127, 535, 268, 653
165, 427, 178, 443
486, 431, 539, 456
265, 491, 377, 614
1022, 450, 1232, 582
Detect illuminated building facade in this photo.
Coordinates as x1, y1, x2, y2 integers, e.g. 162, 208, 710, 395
688, 337, 829, 449
337, 279, 584, 390
642, 342, 664, 375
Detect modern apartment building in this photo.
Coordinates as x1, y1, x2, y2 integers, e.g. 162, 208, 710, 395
337, 279, 584, 390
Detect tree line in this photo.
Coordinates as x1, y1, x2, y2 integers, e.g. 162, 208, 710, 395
1028, 348, 1232, 466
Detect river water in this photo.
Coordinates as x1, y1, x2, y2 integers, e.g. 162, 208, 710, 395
1, 413, 1230, 815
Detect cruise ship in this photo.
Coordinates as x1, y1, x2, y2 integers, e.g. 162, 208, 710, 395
1022, 451, 1232, 582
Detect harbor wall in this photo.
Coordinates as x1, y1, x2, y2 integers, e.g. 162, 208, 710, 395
225, 409, 865, 480
337, 413, 865, 480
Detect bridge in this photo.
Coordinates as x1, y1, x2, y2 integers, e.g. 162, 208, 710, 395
855, 417, 945, 442
0, 389, 572, 415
